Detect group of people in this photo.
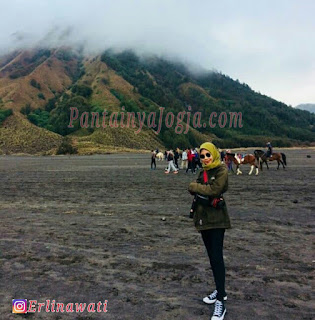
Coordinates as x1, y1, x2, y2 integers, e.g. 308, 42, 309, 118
181, 148, 203, 173
164, 148, 203, 174
151, 142, 273, 176
150, 148, 203, 174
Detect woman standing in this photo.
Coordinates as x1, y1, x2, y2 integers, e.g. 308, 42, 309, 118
188, 142, 231, 320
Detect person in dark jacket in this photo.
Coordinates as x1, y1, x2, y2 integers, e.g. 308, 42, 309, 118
220, 150, 225, 163
266, 142, 273, 158
188, 142, 231, 320
194, 148, 202, 170
174, 149, 179, 168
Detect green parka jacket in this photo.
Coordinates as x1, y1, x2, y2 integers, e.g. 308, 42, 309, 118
188, 164, 231, 231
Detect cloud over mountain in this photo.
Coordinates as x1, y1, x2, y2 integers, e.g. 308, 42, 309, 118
1, 0, 314, 106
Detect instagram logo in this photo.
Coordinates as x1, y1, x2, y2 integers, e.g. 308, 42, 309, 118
12, 299, 27, 313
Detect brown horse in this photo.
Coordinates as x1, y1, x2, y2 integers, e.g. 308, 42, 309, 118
254, 150, 286, 170
226, 153, 259, 175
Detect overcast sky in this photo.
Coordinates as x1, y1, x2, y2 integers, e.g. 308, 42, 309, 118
1, 0, 314, 106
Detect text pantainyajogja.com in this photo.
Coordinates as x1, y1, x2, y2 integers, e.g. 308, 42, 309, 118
68, 106, 243, 134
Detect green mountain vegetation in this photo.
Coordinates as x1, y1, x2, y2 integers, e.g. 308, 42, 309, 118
99, 50, 315, 147
0, 48, 314, 154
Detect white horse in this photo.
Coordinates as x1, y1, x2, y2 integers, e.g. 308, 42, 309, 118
156, 152, 164, 161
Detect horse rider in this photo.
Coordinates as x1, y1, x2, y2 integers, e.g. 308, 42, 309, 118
266, 142, 273, 158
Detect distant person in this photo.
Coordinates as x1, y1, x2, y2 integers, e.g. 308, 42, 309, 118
194, 148, 202, 170
224, 150, 234, 173
266, 142, 273, 158
186, 148, 195, 174
220, 149, 225, 163
181, 148, 188, 170
151, 150, 156, 170
174, 149, 180, 168
191, 148, 197, 173
165, 150, 178, 174
188, 142, 231, 320
164, 150, 168, 161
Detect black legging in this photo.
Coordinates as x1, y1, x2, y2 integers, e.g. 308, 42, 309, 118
174, 158, 178, 168
186, 160, 195, 173
201, 228, 226, 301
151, 158, 156, 169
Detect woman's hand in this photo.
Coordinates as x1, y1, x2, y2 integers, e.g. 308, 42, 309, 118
188, 182, 198, 194
188, 168, 228, 197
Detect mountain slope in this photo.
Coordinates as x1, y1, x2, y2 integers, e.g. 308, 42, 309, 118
0, 112, 62, 154
0, 48, 81, 112
0, 48, 314, 154
99, 50, 315, 146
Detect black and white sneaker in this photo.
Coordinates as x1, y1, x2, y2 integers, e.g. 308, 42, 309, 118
203, 290, 227, 304
211, 300, 226, 320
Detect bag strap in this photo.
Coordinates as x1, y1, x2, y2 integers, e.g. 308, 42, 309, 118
203, 170, 208, 183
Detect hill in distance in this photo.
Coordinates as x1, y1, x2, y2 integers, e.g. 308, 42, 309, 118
295, 104, 315, 114
0, 48, 314, 154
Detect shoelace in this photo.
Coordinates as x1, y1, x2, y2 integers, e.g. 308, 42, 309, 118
213, 301, 223, 316
209, 290, 218, 299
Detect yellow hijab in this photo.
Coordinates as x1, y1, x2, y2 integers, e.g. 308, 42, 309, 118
200, 142, 221, 170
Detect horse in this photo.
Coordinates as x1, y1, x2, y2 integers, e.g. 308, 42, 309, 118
156, 152, 164, 161
254, 150, 286, 170
226, 153, 259, 175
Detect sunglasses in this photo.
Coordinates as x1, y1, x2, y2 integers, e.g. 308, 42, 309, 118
200, 153, 212, 159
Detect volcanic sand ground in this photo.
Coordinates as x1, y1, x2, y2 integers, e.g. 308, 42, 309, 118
0, 149, 314, 319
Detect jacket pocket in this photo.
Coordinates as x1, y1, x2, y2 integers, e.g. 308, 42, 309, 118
195, 205, 228, 228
